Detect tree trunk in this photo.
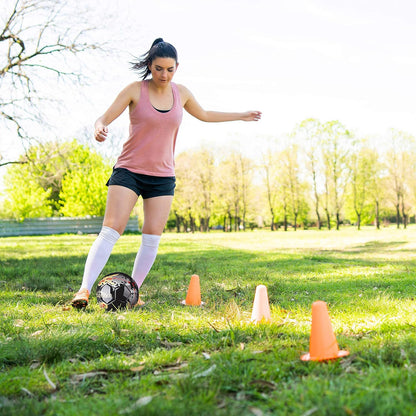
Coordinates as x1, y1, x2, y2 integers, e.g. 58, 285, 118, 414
189, 213, 195, 233
401, 197, 408, 229
174, 212, 181, 233
396, 203, 400, 229
270, 207, 275, 231
200, 217, 210, 232
375, 201, 380, 229
325, 209, 331, 230
315, 207, 321, 230
313, 173, 321, 229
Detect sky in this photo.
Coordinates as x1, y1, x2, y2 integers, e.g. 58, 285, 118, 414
1, 0, 416, 166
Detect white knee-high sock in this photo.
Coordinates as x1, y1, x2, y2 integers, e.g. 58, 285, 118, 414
131, 233, 161, 289
80, 226, 120, 292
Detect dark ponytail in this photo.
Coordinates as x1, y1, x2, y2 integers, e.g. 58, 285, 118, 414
131, 38, 178, 80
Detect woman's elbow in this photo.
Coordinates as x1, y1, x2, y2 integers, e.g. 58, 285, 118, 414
190, 111, 210, 122
198, 111, 213, 122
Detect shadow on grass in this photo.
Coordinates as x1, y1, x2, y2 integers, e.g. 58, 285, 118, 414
2, 300, 416, 373
1, 301, 416, 369
1, 240, 415, 307
352, 240, 409, 250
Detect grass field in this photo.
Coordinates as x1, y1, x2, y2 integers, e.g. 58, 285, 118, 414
1, 227, 416, 415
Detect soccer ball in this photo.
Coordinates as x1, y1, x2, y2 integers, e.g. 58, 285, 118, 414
96, 272, 139, 311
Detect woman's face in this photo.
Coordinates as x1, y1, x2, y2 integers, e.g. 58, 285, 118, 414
149, 57, 178, 86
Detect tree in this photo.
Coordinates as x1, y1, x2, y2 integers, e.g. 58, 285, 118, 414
273, 148, 291, 231
172, 149, 215, 232
3, 140, 73, 216
294, 118, 324, 229
277, 145, 309, 231
213, 150, 255, 232
365, 146, 386, 229
236, 152, 254, 231
322, 164, 333, 230
16, 140, 74, 212
2, 165, 52, 220
385, 129, 416, 228
2, 139, 111, 219
59, 147, 111, 216
0, 0, 106, 166
346, 145, 380, 229
261, 147, 280, 230
192, 149, 215, 232
172, 151, 198, 232
321, 121, 352, 230
213, 158, 234, 232
215, 155, 240, 232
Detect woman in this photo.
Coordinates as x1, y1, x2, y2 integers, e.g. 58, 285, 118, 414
71, 38, 261, 308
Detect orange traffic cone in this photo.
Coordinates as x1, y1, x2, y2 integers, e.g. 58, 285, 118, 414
251, 285, 271, 323
301, 300, 349, 361
182, 274, 204, 306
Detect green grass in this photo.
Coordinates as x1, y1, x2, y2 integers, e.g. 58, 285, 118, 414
1, 227, 416, 415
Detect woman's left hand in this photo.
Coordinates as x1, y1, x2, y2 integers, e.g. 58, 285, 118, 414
241, 111, 262, 121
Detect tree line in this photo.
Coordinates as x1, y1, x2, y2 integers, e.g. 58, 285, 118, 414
1, 119, 415, 231
172, 119, 416, 232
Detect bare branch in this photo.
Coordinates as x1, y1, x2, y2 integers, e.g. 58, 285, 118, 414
0, 160, 27, 167
1, 109, 25, 138
0, 0, 19, 40
20, 63, 81, 78
0, 0, 109, 162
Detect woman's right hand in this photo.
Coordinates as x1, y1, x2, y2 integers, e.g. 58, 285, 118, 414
94, 125, 108, 142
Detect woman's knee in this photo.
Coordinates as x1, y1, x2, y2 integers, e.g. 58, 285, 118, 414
102, 218, 127, 235
141, 224, 164, 235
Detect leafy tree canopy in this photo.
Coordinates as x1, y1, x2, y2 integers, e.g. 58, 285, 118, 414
1, 139, 111, 219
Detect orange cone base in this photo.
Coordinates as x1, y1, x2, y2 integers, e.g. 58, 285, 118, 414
181, 299, 205, 306
300, 349, 349, 362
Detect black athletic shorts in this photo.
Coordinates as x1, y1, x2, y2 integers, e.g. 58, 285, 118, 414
106, 167, 176, 199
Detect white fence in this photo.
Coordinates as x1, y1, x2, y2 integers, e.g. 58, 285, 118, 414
0, 216, 139, 237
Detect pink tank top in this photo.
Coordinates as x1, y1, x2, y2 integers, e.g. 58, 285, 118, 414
115, 80, 183, 176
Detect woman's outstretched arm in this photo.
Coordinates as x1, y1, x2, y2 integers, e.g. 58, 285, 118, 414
180, 85, 261, 123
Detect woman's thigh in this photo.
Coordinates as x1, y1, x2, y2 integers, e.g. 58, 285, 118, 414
103, 185, 139, 234
142, 195, 173, 235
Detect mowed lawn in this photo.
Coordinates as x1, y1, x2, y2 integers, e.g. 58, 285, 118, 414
1, 227, 416, 415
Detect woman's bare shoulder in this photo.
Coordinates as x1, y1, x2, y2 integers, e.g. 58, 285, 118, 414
123, 81, 142, 106
125, 80, 142, 95
176, 83, 193, 105
176, 83, 190, 94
